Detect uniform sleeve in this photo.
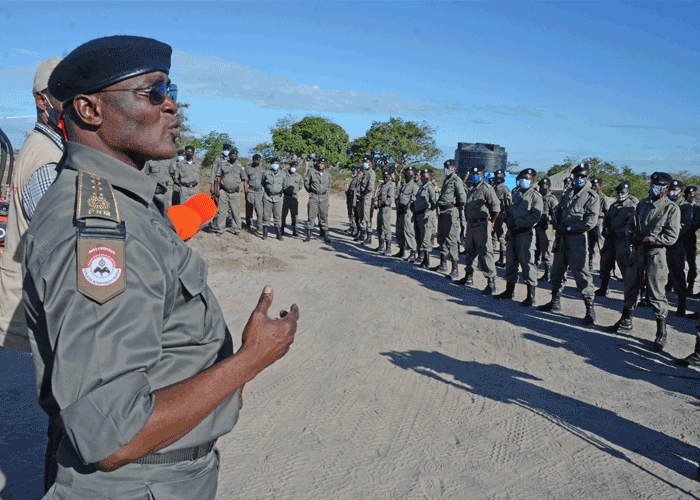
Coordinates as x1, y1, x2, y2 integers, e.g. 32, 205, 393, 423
304, 172, 312, 192
455, 180, 467, 205
25, 235, 167, 465
649, 205, 681, 247
570, 192, 601, 233
517, 192, 543, 228
488, 187, 501, 214
679, 204, 694, 238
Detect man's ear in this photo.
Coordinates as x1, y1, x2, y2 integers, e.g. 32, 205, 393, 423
34, 91, 49, 111
72, 94, 105, 127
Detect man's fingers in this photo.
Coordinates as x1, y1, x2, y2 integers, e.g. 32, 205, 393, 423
286, 304, 300, 323
280, 310, 288, 318
255, 285, 273, 314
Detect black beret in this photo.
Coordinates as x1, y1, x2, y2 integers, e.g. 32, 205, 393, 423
222, 143, 231, 149
444, 159, 456, 168
571, 163, 590, 175
271, 157, 280, 163
685, 186, 697, 195
564, 176, 573, 183
650, 172, 672, 186
49, 35, 172, 104
538, 177, 551, 186
383, 170, 392, 176
184, 145, 195, 151
316, 157, 326, 163
670, 179, 684, 190
177, 149, 185, 155
290, 160, 298, 166
230, 148, 238, 154
363, 155, 372, 162
518, 168, 536, 179
404, 167, 414, 173
590, 178, 601, 187
494, 169, 505, 176
252, 154, 262, 160
616, 181, 631, 192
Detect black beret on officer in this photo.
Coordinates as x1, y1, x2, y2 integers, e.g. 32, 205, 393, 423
590, 178, 601, 187
686, 186, 698, 196
650, 172, 672, 186
670, 179, 684, 190
363, 155, 372, 162
571, 163, 590, 176
444, 159, 456, 169
517, 168, 537, 179
222, 143, 231, 149
494, 169, 504, 176
468, 166, 481, 175
616, 181, 631, 192
290, 160, 298, 167
538, 177, 551, 186
316, 157, 326, 164
252, 154, 262, 160
49, 35, 172, 104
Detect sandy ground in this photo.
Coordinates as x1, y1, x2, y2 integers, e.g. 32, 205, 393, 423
2, 189, 700, 499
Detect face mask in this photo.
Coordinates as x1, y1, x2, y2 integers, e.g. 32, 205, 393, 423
517, 179, 531, 190
222, 150, 230, 156
649, 184, 665, 197
668, 193, 680, 201
686, 195, 695, 203
573, 177, 586, 188
617, 192, 629, 202
384, 177, 390, 183
444, 168, 451, 176
252, 161, 260, 167
538, 187, 547, 195
471, 174, 482, 183
422, 177, 428, 185
177, 156, 184, 162
363, 162, 370, 170
271, 164, 279, 171
185, 153, 193, 160
290, 167, 296, 174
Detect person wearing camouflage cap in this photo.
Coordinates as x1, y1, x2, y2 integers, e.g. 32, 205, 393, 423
244, 154, 265, 233
663, 179, 694, 317
495, 168, 543, 306
607, 172, 680, 352
395, 167, 420, 261
282, 161, 303, 237
534, 177, 559, 283
355, 156, 376, 244
304, 157, 333, 243
683, 186, 700, 295
595, 181, 638, 297
491, 169, 512, 268
538, 164, 601, 325
374, 169, 396, 255
345, 166, 360, 235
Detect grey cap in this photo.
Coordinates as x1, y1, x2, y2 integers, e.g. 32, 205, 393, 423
33, 57, 63, 93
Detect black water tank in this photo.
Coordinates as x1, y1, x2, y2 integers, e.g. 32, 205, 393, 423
454, 143, 507, 178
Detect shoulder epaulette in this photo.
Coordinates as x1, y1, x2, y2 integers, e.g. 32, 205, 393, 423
76, 169, 121, 223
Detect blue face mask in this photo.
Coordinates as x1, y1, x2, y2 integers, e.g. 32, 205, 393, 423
650, 184, 665, 197
363, 162, 370, 170
668, 193, 679, 200
517, 178, 531, 190
271, 164, 279, 171
471, 174, 483, 183
177, 156, 184, 161
574, 177, 586, 188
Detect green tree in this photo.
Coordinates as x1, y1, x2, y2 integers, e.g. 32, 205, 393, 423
348, 118, 441, 175
175, 102, 195, 150
272, 116, 350, 168
249, 142, 281, 162
190, 131, 235, 167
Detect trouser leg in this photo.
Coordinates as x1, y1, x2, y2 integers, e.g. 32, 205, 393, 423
647, 250, 670, 319
319, 197, 329, 231
263, 197, 273, 228
474, 222, 496, 279
381, 207, 391, 245
273, 199, 283, 230
568, 233, 595, 300
404, 210, 417, 251
518, 230, 537, 287
444, 209, 460, 262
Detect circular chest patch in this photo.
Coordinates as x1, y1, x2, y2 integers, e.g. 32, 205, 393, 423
82, 252, 122, 287
151, 219, 174, 244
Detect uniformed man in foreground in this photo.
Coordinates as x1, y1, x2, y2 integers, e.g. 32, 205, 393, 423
433, 160, 467, 280
26, 35, 298, 499
374, 169, 395, 255
684, 186, 699, 295
261, 157, 288, 240
355, 156, 376, 244
595, 181, 638, 297
538, 164, 601, 325
304, 157, 332, 243
606, 173, 680, 351
282, 161, 303, 237
413, 169, 437, 269
495, 168, 543, 306
395, 167, 419, 261
346, 166, 359, 235
172, 145, 202, 205
214, 150, 247, 236
491, 169, 511, 268
459, 165, 500, 295
244, 153, 265, 233
535, 177, 558, 283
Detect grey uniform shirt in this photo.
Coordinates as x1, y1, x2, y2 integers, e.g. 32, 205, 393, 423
209, 153, 228, 184
606, 195, 639, 239
537, 192, 559, 228
464, 180, 500, 220
507, 186, 543, 229
23, 142, 238, 465
413, 181, 437, 213
245, 165, 265, 192
285, 171, 303, 197
673, 197, 694, 245
174, 159, 203, 186
144, 158, 174, 186
262, 170, 289, 202
438, 174, 467, 209
304, 169, 332, 197
358, 169, 376, 197
218, 159, 247, 192
494, 182, 512, 213
377, 180, 395, 207
555, 183, 601, 234
627, 195, 680, 247
397, 180, 419, 210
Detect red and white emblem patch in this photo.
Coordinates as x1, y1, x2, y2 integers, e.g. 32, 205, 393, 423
81, 246, 122, 287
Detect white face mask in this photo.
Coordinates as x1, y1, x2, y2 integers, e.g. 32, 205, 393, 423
177, 156, 184, 161
222, 150, 230, 156
271, 164, 279, 171
444, 168, 452, 176
290, 167, 296, 173
363, 162, 370, 170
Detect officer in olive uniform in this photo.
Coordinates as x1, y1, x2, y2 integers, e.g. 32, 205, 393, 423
214, 150, 247, 235
144, 157, 174, 193
261, 158, 288, 240
244, 154, 265, 233
373, 169, 395, 255
304, 158, 332, 243
346, 167, 360, 235
208, 144, 232, 232
355, 156, 376, 244
595, 181, 639, 297
538, 164, 601, 325
535, 177, 558, 283
432, 160, 467, 280
665, 179, 694, 317
282, 161, 303, 237
563, 176, 573, 193
587, 178, 609, 272
353, 169, 364, 236
395, 167, 419, 261
607, 172, 680, 351
413, 170, 438, 269
172, 145, 202, 205
495, 168, 543, 306
459, 165, 500, 295
26, 34, 298, 500
684, 186, 699, 295
491, 169, 511, 268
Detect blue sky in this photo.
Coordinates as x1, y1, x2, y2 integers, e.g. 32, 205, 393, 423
1, 1, 699, 174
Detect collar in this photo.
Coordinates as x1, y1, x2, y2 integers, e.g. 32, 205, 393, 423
61, 142, 157, 206
33, 122, 65, 151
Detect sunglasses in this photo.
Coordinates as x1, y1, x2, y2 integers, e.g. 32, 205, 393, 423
98, 81, 178, 105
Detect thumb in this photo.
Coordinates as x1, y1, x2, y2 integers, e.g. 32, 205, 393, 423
255, 285, 273, 315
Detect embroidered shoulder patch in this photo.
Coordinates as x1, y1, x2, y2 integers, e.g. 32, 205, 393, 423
151, 219, 174, 244
77, 241, 127, 303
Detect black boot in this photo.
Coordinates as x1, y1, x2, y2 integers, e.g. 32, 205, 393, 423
538, 264, 550, 283
280, 227, 286, 237
277, 228, 284, 241
606, 306, 635, 333
432, 255, 447, 272
354, 229, 364, 241
393, 246, 405, 258
406, 250, 417, 263
652, 317, 668, 352
676, 337, 700, 367
589, 256, 594, 273
292, 227, 298, 237
495, 282, 515, 300
262, 227, 269, 240
420, 251, 430, 269
363, 231, 372, 246
582, 297, 596, 325
384, 241, 392, 256
482, 277, 496, 296
304, 228, 311, 242
448, 258, 460, 281
676, 294, 687, 317
495, 250, 506, 268
538, 289, 562, 311
323, 229, 331, 243
374, 239, 384, 252
595, 275, 610, 297
520, 285, 536, 307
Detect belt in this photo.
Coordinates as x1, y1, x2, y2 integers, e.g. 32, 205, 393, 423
284, 194, 297, 198
438, 203, 456, 210
249, 187, 263, 192
134, 440, 215, 465
313, 190, 327, 195
179, 182, 198, 188
413, 208, 427, 215
222, 188, 239, 193
469, 217, 488, 223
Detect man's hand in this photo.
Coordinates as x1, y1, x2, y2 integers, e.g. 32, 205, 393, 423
210, 184, 216, 196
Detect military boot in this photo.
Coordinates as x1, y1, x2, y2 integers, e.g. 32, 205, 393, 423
280, 227, 286, 237
606, 306, 634, 333
538, 289, 562, 312
482, 277, 496, 296
420, 251, 430, 269
406, 250, 417, 263
676, 337, 700, 367
582, 297, 596, 325
354, 229, 364, 241
384, 241, 392, 256
495, 282, 515, 300
495, 250, 506, 268
374, 239, 384, 252
538, 264, 550, 283
393, 246, 405, 258
262, 227, 269, 240
448, 258, 460, 281
431, 255, 447, 272
676, 294, 687, 317
304, 227, 312, 242
595, 275, 610, 297
520, 285, 536, 307
323, 229, 331, 244
651, 316, 668, 352
276, 228, 284, 241
292, 227, 298, 237
346, 221, 354, 234
364, 231, 372, 246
